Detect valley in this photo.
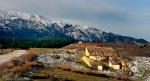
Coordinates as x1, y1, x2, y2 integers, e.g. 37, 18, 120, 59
0, 8, 149, 81
0, 43, 150, 81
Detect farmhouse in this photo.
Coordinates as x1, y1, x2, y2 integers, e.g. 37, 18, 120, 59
82, 56, 104, 70
90, 60, 104, 71
85, 46, 105, 61
85, 46, 118, 60
82, 45, 125, 70
120, 58, 131, 70
108, 57, 121, 70
82, 56, 92, 67
100, 47, 118, 57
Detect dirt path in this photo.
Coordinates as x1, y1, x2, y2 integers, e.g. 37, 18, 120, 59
0, 50, 28, 64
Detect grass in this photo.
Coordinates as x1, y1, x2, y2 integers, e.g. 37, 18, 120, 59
0, 49, 13, 55
30, 67, 125, 81
1, 44, 144, 81
29, 48, 55, 54
78, 61, 88, 66
0, 51, 42, 79
28, 48, 69, 54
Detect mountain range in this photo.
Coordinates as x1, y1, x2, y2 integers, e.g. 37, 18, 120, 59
0, 9, 148, 43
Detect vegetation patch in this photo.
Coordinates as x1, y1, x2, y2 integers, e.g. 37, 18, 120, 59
0, 38, 74, 49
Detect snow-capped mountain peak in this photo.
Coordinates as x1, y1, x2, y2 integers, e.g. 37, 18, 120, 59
52, 20, 66, 28
0, 9, 50, 26
0, 9, 148, 43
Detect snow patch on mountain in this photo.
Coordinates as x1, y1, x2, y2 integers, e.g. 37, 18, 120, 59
0, 9, 148, 43
0, 9, 50, 26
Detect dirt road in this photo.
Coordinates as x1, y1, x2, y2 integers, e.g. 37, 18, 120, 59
0, 50, 28, 64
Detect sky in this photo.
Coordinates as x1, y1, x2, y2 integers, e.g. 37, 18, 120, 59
0, 0, 150, 41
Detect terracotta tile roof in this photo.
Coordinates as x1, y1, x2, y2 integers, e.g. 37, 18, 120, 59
86, 46, 104, 56
87, 46, 117, 57
90, 60, 103, 69
120, 58, 129, 65
109, 57, 120, 65
100, 47, 117, 56
64, 43, 101, 50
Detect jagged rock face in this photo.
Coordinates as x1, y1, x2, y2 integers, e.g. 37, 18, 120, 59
0, 18, 67, 39
0, 9, 148, 43
51, 23, 148, 43
0, 9, 67, 39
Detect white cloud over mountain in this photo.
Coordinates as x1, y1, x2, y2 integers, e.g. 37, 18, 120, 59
0, 0, 150, 40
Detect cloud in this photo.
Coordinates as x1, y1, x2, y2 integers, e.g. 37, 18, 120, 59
0, 0, 149, 41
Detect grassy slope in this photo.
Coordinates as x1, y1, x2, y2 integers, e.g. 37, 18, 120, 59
30, 68, 124, 81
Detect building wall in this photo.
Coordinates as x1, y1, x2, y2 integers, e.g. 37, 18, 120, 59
121, 60, 125, 66
112, 65, 120, 70
108, 60, 113, 67
82, 56, 92, 67
85, 47, 89, 56
98, 65, 103, 71
121, 59, 127, 66
109, 60, 121, 70
89, 56, 105, 61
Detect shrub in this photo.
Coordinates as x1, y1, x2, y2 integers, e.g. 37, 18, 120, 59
60, 64, 71, 71
71, 68, 87, 74
1, 72, 14, 80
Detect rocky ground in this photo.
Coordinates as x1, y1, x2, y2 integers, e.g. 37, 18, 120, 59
129, 56, 150, 81
36, 50, 85, 69
35, 49, 150, 81
1, 48, 148, 81
33, 49, 135, 80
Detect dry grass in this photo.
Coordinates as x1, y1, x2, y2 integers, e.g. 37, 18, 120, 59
0, 51, 42, 78
0, 49, 13, 55
31, 67, 134, 81
58, 64, 134, 81
29, 48, 64, 54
